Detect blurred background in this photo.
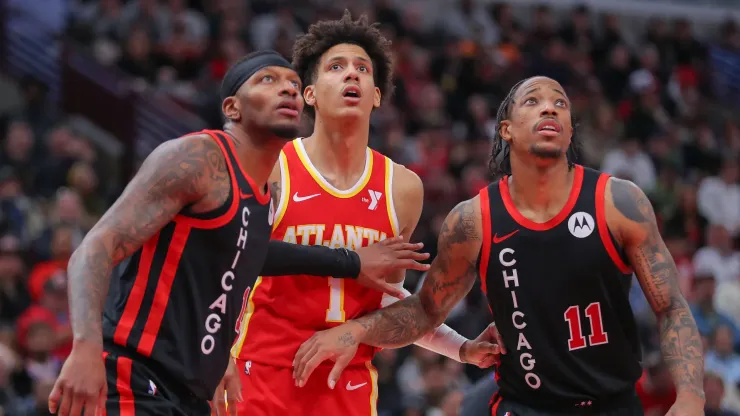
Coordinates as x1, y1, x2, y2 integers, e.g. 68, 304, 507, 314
1, 0, 740, 415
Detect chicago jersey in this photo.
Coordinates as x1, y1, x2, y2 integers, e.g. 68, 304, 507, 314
478, 165, 642, 410
232, 138, 399, 368
102, 130, 274, 400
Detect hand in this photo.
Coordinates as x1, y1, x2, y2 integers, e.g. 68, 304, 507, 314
355, 236, 430, 298
48, 341, 107, 416
293, 323, 361, 389
460, 322, 506, 368
209, 358, 242, 416
666, 393, 705, 416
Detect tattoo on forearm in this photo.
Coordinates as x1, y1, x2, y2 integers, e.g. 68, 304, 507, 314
69, 136, 228, 343
612, 179, 704, 398
352, 201, 480, 349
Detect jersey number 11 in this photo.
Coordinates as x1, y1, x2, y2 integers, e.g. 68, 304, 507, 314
564, 302, 609, 351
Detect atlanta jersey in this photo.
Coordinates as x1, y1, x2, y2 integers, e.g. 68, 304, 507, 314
102, 130, 274, 400
478, 165, 643, 411
232, 138, 399, 368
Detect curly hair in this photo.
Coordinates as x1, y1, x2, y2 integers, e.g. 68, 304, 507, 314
488, 78, 580, 180
292, 10, 394, 118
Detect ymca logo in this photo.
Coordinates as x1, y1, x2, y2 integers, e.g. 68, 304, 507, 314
367, 190, 383, 211
567, 212, 595, 238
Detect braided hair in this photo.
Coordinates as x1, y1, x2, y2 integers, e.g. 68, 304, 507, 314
488, 78, 580, 180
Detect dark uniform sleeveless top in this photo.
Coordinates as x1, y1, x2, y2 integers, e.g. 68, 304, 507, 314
102, 130, 274, 400
477, 165, 643, 411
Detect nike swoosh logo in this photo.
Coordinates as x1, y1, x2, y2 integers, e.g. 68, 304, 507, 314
346, 381, 367, 391
240, 190, 253, 200
292, 192, 320, 202
493, 230, 519, 244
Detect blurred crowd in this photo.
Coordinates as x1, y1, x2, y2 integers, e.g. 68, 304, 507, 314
2, 0, 740, 415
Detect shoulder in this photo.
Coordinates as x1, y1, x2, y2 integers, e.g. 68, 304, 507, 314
391, 163, 423, 201
604, 177, 656, 244
138, 133, 228, 198
439, 196, 483, 246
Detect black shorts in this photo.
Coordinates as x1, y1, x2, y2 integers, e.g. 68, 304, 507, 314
489, 391, 644, 416
102, 352, 210, 416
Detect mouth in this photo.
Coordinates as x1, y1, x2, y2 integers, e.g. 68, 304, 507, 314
276, 100, 299, 117
342, 85, 362, 99
536, 119, 562, 136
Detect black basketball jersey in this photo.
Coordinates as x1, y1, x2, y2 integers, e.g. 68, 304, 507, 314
102, 130, 274, 400
477, 165, 643, 411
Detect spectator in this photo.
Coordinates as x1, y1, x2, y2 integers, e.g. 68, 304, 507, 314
697, 158, 740, 237
705, 325, 740, 387
690, 273, 740, 347
705, 372, 740, 416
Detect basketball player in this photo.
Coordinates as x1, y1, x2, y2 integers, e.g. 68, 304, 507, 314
293, 76, 706, 415
224, 13, 500, 416
47, 51, 430, 416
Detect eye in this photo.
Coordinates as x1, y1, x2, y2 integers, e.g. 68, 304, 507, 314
330, 63, 342, 71
358, 65, 368, 72
290, 80, 301, 88
524, 97, 537, 105
261, 75, 273, 83
556, 99, 568, 107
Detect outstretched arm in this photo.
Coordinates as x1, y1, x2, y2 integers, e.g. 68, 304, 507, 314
607, 178, 704, 406
345, 197, 483, 349
68, 135, 219, 350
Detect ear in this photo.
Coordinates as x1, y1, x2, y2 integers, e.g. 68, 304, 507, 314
303, 85, 316, 107
373, 87, 381, 108
499, 120, 512, 142
222, 97, 241, 122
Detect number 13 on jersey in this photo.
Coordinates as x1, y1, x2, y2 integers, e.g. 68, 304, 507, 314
326, 277, 346, 322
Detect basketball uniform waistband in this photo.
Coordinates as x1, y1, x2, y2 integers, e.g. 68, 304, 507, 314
103, 341, 202, 400
495, 387, 639, 413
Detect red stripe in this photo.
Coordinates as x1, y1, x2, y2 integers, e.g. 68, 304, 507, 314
116, 356, 135, 416
490, 393, 502, 415
595, 174, 632, 274
114, 233, 161, 346
500, 165, 584, 231
96, 352, 110, 416
174, 131, 240, 229
479, 187, 492, 296
137, 222, 191, 356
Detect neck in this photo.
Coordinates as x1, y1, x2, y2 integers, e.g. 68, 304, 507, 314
508, 156, 573, 211
227, 124, 285, 187
305, 115, 369, 178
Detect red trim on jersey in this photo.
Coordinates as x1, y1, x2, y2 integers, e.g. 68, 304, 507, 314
595, 174, 632, 274
174, 131, 240, 229
222, 132, 271, 205
114, 232, 160, 347
490, 392, 502, 415
478, 187, 492, 297
499, 164, 584, 231
116, 356, 135, 415
138, 222, 191, 356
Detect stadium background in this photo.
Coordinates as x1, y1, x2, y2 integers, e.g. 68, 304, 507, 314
1, 0, 740, 415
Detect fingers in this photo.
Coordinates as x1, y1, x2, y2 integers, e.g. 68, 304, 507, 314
212, 383, 226, 416
478, 342, 501, 355
49, 381, 62, 414
488, 323, 506, 354
293, 338, 315, 380
378, 236, 404, 246
224, 370, 243, 413
374, 282, 405, 299
393, 249, 430, 261
297, 352, 328, 388
327, 353, 352, 390
396, 259, 431, 272
58, 388, 72, 416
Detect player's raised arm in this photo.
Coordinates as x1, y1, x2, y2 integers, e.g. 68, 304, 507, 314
606, 178, 705, 414
67, 135, 219, 347
292, 197, 490, 387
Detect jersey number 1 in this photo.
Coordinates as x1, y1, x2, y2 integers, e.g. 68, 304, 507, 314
564, 302, 608, 351
326, 277, 346, 322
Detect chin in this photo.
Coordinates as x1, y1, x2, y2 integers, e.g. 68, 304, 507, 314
269, 123, 300, 139
529, 143, 564, 160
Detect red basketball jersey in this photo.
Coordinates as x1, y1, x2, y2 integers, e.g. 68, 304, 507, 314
232, 138, 400, 368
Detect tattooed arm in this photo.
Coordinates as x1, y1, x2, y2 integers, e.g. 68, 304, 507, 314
68, 134, 225, 349
606, 178, 705, 405
346, 197, 482, 348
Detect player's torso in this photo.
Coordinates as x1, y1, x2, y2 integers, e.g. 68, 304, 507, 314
479, 165, 643, 410
102, 130, 274, 400
233, 138, 399, 368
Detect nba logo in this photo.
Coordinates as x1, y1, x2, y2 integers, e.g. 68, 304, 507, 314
244, 360, 252, 376
148, 380, 157, 395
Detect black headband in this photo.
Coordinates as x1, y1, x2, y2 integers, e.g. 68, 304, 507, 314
220, 51, 293, 101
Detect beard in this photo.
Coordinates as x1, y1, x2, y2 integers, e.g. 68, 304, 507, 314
269, 123, 300, 139
529, 143, 564, 159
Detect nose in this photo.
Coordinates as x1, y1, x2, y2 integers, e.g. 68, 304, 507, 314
539, 100, 558, 117
279, 80, 298, 97
344, 66, 360, 83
